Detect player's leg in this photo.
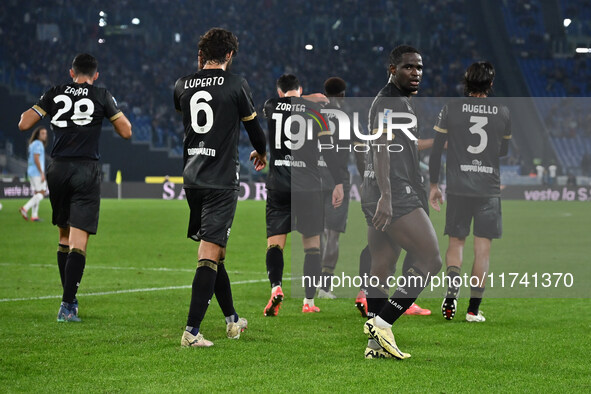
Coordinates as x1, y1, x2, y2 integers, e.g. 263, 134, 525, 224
367, 208, 441, 358
214, 248, 244, 337
319, 229, 339, 297
57, 226, 88, 322
20, 177, 42, 220
302, 234, 322, 312
441, 236, 465, 320
441, 194, 471, 320
355, 244, 371, 317
320, 186, 349, 297
31, 191, 45, 220
183, 188, 236, 346
401, 253, 432, 316
57, 227, 70, 289
263, 190, 290, 316
466, 236, 490, 321
467, 197, 502, 322
367, 226, 399, 319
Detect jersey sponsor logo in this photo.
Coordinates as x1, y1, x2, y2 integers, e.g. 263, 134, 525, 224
187, 142, 216, 157
64, 86, 89, 96
460, 159, 494, 174
462, 103, 498, 114
274, 154, 306, 167
184, 76, 225, 89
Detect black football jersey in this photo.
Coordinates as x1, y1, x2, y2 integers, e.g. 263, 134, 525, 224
368, 83, 421, 188
434, 97, 511, 197
318, 99, 353, 190
264, 97, 329, 192
33, 82, 122, 160
174, 69, 257, 189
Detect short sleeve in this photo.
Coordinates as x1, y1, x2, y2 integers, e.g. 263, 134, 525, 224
104, 90, 123, 122
370, 97, 388, 134
238, 78, 257, 122
31, 140, 43, 155
433, 104, 449, 134
33, 88, 56, 118
173, 78, 183, 112
502, 107, 512, 140
263, 99, 274, 120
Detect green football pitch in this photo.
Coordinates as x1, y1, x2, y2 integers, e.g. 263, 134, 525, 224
0, 198, 589, 392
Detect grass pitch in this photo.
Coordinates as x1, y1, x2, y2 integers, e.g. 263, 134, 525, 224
0, 198, 589, 392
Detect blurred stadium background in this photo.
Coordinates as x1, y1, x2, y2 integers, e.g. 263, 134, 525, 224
1, 0, 590, 188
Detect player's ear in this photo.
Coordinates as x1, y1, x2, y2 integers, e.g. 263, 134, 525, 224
389, 64, 396, 76
69, 69, 75, 79
93, 72, 99, 81
299, 87, 303, 95
277, 88, 284, 98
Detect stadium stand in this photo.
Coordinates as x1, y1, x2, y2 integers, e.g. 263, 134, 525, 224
1, 0, 588, 180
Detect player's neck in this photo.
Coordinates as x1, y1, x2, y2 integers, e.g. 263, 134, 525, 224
202, 62, 228, 71
72, 76, 94, 85
468, 93, 487, 98
283, 90, 301, 98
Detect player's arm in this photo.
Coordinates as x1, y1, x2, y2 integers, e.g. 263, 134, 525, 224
428, 130, 447, 212
18, 108, 43, 131
418, 138, 434, 151
33, 152, 45, 182
318, 131, 345, 208
239, 79, 267, 171
244, 117, 267, 171
111, 114, 132, 139
372, 130, 392, 231
499, 108, 511, 157
302, 93, 329, 104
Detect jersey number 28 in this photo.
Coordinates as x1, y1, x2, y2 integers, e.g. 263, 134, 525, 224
52, 94, 95, 127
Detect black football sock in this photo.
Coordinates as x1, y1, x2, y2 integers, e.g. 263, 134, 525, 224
266, 245, 284, 288
320, 268, 334, 292
366, 281, 389, 319
378, 266, 430, 325
57, 243, 69, 288
358, 245, 371, 293
445, 265, 462, 300
186, 259, 218, 332
468, 286, 485, 315
303, 248, 322, 299
214, 259, 236, 319
62, 248, 86, 303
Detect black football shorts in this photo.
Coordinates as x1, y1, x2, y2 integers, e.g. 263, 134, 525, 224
185, 188, 238, 247
266, 189, 324, 238
323, 182, 351, 233
444, 194, 502, 239
361, 179, 423, 227
46, 160, 102, 235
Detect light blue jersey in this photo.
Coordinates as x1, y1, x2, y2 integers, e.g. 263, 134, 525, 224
27, 140, 45, 177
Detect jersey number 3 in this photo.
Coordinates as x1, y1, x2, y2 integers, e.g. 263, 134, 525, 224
189, 91, 213, 134
52, 94, 95, 127
467, 115, 488, 154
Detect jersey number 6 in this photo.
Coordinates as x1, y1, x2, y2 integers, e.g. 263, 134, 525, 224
189, 91, 214, 134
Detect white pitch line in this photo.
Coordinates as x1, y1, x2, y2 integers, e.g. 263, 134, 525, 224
0, 262, 246, 274
0, 277, 288, 303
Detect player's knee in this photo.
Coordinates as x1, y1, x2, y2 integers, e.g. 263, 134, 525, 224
267, 244, 283, 253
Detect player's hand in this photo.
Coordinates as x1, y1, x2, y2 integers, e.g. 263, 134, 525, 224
250, 150, 267, 171
332, 183, 344, 208
429, 184, 444, 212
40, 173, 45, 183
302, 93, 329, 104
372, 194, 392, 232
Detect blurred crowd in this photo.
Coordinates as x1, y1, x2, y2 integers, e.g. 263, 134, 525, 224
0, 0, 481, 162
